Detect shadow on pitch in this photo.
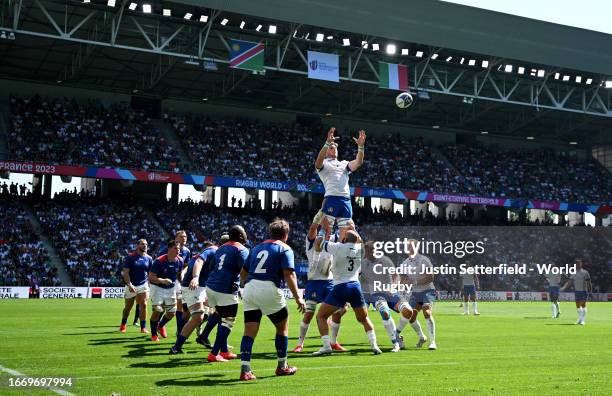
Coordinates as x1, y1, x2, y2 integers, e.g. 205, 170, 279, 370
544, 323, 579, 326
131, 358, 206, 369
156, 374, 274, 387
88, 336, 147, 346
522, 316, 553, 320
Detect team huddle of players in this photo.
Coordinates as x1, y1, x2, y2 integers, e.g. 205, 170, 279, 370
118, 128, 594, 381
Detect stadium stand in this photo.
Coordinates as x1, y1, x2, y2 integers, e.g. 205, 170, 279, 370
32, 191, 166, 286
7, 95, 183, 171
0, 193, 59, 286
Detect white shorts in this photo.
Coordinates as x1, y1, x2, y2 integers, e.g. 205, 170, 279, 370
124, 283, 149, 299
150, 284, 177, 307
242, 280, 286, 316
205, 287, 239, 308
174, 281, 182, 299
182, 286, 207, 308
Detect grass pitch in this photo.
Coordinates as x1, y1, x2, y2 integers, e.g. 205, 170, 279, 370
0, 299, 611, 395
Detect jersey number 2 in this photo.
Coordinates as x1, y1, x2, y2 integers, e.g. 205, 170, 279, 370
254, 250, 269, 274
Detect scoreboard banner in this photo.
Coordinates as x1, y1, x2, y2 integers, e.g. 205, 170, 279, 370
1, 160, 609, 214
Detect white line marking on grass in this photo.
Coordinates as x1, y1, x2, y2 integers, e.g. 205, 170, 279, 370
0, 364, 76, 396
78, 361, 458, 380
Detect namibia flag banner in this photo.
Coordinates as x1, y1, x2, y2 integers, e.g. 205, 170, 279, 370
229, 39, 265, 71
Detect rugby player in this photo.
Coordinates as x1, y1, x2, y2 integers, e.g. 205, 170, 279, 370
398, 248, 437, 350
292, 219, 347, 353
119, 239, 152, 334
238, 219, 306, 381
361, 241, 414, 352
169, 241, 218, 354
205, 226, 249, 362
460, 267, 480, 315
545, 271, 562, 319
148, 240, 183, 342
312, 230, 382, 356
561, 259, 592, 325
314, 127, 365, 241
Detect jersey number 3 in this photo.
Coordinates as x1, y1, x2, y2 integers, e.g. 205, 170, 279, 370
254, 250, 268, 274
347, 258, 355, 272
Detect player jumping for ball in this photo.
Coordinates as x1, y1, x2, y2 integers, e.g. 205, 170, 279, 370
314, 127, 365, 240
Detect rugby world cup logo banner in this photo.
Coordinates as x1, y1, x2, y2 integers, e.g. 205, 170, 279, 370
307, 51, 339, 82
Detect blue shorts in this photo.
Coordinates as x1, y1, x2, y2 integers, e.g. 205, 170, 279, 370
410, 289, 436, 307
322, 196, 352, 220
304, 280, 334, 303
575, 291, 588, 302
548, 286, 560, 300
463, 285, 476, 297
369, 292, 401, 313
324, 281, 366, 308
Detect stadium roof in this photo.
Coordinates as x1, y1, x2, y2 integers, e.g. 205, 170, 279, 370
0, 0, 610, 146
184, 0, 612, 76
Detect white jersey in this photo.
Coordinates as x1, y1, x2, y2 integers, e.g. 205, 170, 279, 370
305, 237, 333, 281
461, 273, 476, 287
571, 269, 590, 291
545, 273, 561, 287
360, 256, 395, 294
323, 241, 361, 285
400, 254, 435, 292
317, 158, 351, 197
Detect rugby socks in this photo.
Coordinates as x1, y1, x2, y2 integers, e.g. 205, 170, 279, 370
199, 312, 220, 341
275, 335, 289, 369
174, 334, 187, 350
151, 320, 159, 337
464, 302, 469, 315
366, 330, 378, 348
159, 315, 173, 329
472, 302, 478, 313
397, 316, 411, 333
383, 319, 398, 344
321, 335, 331, 349
555, 302, 561, 314
425, 317, 436, 341
211, 325, 231, 355
240, 336, 254, 372
140, 320, 146, 330
411, 320, 425, 340
133, 305, 140, 324
298, 321, 309, 345
176, 311, 185, 334
551, 303, 557, 317
330, 321, 340, 344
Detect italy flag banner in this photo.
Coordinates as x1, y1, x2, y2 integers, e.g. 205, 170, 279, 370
378, 62, 409, 91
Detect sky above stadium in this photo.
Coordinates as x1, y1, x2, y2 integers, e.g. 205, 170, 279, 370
441, 0, 612, 35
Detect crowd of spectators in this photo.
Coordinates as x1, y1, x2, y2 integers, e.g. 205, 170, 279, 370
6, 95, 611, 204
8, 95, 182, 171
0, 198, 59, 286
440, 144, 612, 204
33, 191, 166, 286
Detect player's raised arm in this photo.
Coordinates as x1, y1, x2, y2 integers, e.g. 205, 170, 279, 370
348, 130, 366, 172
315, 127, 337, 170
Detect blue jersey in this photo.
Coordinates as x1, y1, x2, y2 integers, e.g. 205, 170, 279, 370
150, 254, 183, 289
159, 245, 191, 264
123, 252, 153, 286
198, 246, 218, 286
246, 240, 295, 288
205, 242, 249, 294
181, 246, 218, 287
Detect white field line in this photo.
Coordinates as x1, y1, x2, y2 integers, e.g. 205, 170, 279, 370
78, 361, 458, 380
0, 364, 76, 396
